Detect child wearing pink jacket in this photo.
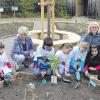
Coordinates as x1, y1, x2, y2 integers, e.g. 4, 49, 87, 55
0, 42, 14, 80
84, 45, 100, 80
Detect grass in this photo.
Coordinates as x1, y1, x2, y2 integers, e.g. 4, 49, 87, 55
0, 22, 34, 37
0, 21, 88, 37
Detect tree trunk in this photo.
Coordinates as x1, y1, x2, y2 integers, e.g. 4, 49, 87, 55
75, 0, 83, 16
96, 0, 100, 18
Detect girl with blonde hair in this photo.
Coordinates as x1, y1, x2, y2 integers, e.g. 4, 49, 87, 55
69, 42, 90, 81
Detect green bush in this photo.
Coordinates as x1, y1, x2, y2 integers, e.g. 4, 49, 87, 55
0, 0, 71, 18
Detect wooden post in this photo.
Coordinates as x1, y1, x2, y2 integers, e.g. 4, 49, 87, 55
96, 1, 100, 18
40, 0, 45, 39
47, 0, 51, 38
39, 0, 55, 39
13, 11, 15, 23
0, 12, 1, 24
51, 0, 55, 40
75, 0, 83, 16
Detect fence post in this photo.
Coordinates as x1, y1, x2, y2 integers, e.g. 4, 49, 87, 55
0, 7, 4, 24
11, 6, 18, 23
47, 0, 51, 38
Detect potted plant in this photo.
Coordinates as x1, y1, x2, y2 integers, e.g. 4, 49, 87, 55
49, 55, 59, 84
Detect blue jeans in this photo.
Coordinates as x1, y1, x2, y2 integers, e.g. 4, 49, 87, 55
69, 59, 85, 73
58, 66, 65, 75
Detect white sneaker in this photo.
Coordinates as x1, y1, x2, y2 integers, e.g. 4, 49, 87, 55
15, 64, 20, 71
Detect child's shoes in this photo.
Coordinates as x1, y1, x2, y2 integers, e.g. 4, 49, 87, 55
5, 72, 13, 78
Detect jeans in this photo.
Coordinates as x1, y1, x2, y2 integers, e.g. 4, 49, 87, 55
69, 59, 85, 73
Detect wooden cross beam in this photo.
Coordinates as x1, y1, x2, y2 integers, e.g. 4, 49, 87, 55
38, 1, 55, 6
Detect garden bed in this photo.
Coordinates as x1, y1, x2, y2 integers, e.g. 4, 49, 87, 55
0, 72, 100, 100
0, 20, 100, 100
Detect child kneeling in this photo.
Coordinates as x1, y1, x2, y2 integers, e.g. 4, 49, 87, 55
84, 45, 100, 81
0, 42, 15, 80
33, 37, 55, 76
33, 56, 51, 76
69, 42, 90, 81
55, 43, 73, 78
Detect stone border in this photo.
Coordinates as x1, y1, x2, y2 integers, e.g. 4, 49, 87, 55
29, 30, 81, 46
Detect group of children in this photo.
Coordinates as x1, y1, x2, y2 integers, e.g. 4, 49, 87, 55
0, 36, 100, 84
32, 37, 100, 83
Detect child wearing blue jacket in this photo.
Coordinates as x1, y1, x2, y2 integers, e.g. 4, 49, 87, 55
69, 42, 90, 81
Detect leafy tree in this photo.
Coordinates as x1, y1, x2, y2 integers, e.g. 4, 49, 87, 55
15, 0, 40, 17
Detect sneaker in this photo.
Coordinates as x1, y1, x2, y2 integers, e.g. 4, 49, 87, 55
22, 58, 33, 68
15, 64, 19, 71
15, 64, 21, 71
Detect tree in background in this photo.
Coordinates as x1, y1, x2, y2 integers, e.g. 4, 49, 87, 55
16, 0, 40, 17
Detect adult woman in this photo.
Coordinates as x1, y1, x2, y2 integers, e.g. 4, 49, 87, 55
11, 26, 35, 71
82, 22, 100, 48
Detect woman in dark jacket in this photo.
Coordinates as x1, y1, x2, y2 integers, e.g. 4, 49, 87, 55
84, 45, 100, 79
82, 22, 100, 48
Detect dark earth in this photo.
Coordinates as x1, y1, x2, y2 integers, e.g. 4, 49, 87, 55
0, 75, 100, 100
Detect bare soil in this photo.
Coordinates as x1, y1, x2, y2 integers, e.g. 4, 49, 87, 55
0, 75, 100, 100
